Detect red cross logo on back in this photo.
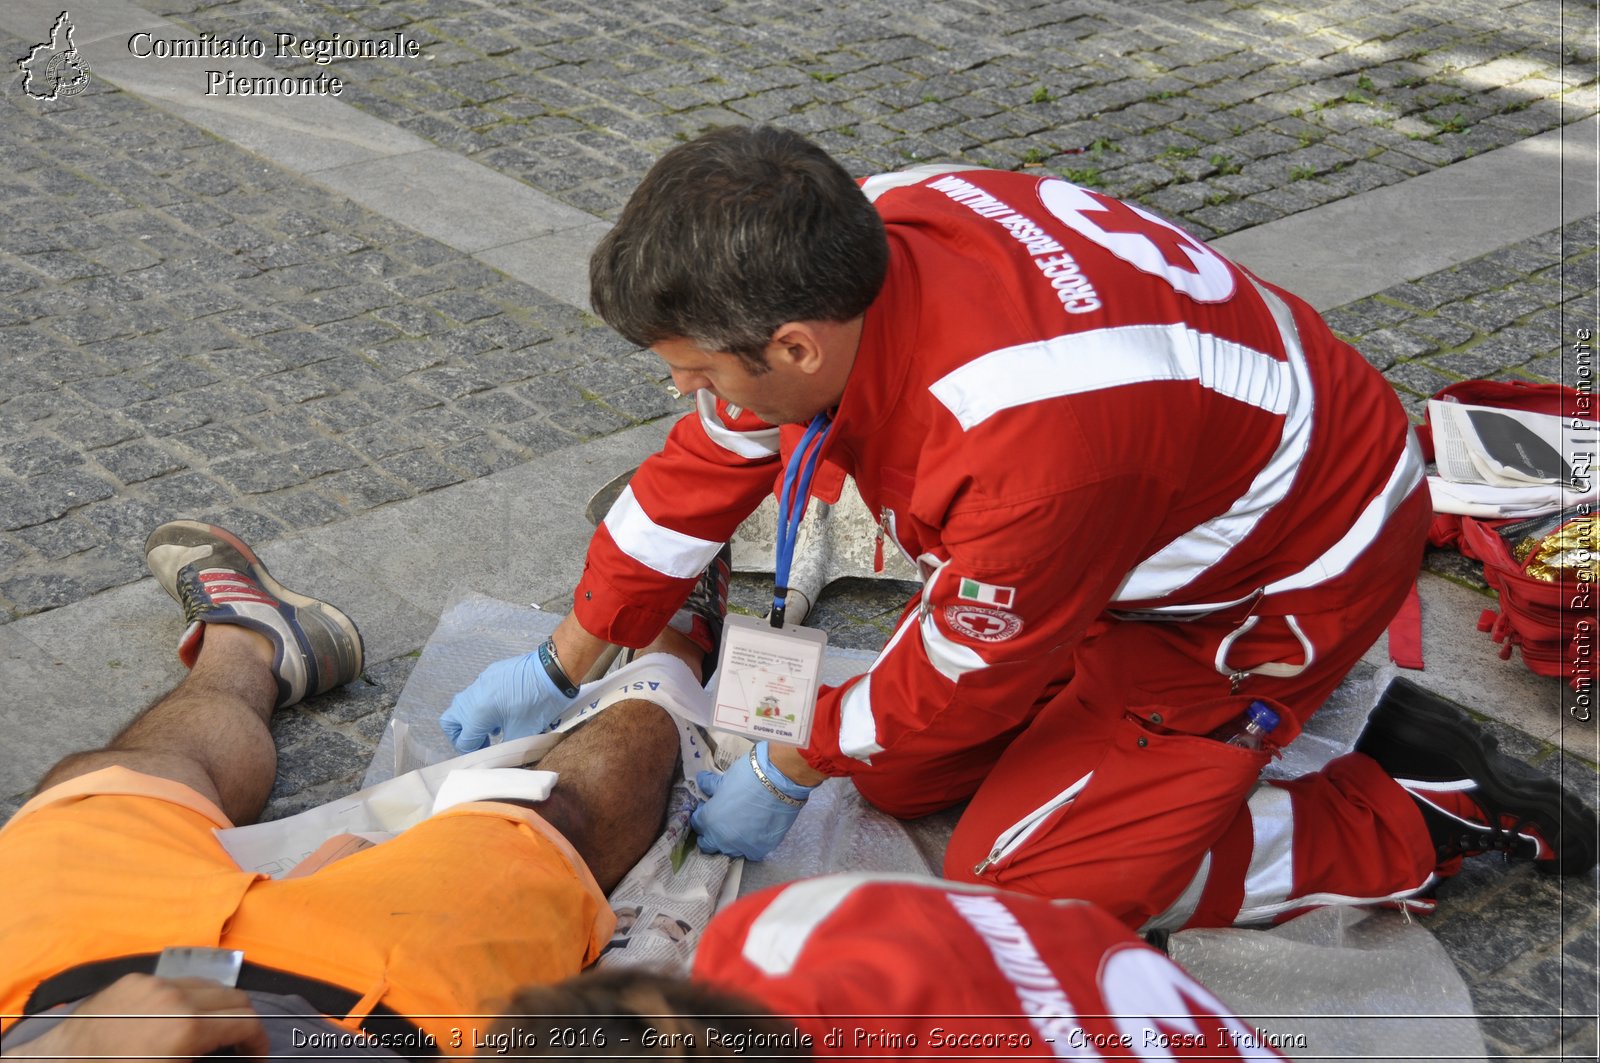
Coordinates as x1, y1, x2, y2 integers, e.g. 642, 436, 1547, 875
1079, 190, 1205, 273
1037, 179, 1237, 303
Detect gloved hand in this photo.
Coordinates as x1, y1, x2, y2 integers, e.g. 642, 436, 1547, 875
440, 651, 576, 753
691, 741, 819, 860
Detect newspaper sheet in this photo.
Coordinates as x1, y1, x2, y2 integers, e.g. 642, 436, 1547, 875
1428, 398, 1594, 488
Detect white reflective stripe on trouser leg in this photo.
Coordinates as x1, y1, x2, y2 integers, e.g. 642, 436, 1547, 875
601, 483, 725, 580
1138, 784, 1297, 932
1140, 783, 1294, 933
1153, 782, 1442, 927
1239, 783, 1296, 915
1148, 784, 1295, 929
1214, 614, 1315, 680
1140, 852, 1213, 934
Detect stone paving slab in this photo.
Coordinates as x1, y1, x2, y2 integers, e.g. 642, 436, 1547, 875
1325, 215, 1599, 422
1361, 572, 1584, 751
1212, 114, 1598, 310
5, 0, 434, 172
1, 0, 602, 245
119, 0, 1594, 238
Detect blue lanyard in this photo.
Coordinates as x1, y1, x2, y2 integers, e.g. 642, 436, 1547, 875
772, 412, 833, 628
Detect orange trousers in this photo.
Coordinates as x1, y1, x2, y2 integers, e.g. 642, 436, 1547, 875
0, 767, 614, 1053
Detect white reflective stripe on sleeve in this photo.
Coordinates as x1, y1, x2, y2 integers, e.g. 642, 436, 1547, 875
1138, 853, 1212, 935
837, 677, 884, 761
929, 323, 1293, 432
860, 164, 981, 203
1238, 784, 1296, 915
601, 484, 725, 579
695, 390, 779, 459
1115, 285, 1316, 602
739, 873, 1012, 975
920, 609, 987, 680
916, 553, 987, 681
837, 603, 922, 761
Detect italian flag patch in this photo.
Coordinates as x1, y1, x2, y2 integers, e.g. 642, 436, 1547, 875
958, 578, 1015, 608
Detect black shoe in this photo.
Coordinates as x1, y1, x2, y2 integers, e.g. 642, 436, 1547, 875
1355, 677, 1596, 876
667, 543, 731, 678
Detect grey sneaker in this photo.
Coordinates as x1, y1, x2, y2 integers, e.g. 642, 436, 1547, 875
667, 543, 732, 678
144, 521, 364, 709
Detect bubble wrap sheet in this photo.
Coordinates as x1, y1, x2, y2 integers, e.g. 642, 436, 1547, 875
370, 597, 1485, 1056
1168, 906, 1487, 1060
363, 595, 567, 787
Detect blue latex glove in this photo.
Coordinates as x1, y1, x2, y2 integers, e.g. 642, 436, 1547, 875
440, 652, 576, 753
691, 741, 819, 860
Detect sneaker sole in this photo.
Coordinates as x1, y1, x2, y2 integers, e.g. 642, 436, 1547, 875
147, 521, 365, 690
1365, 685, 1597, 875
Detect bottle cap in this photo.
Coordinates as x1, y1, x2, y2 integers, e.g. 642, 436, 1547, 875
1245, 700, 1281, 732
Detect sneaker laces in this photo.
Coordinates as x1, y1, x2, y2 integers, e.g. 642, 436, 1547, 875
177, 568, 272, 625
176, 573, 205, 626
682, 567, 727, 620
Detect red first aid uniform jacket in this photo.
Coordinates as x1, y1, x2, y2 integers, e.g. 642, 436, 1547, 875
573, 167, 1422, 778
692, 874, 1290, 1060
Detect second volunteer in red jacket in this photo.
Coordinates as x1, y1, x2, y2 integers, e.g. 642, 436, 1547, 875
503, 873, 1293, 1060
692, 874, 1292, 1060
440, 125, 1593, 931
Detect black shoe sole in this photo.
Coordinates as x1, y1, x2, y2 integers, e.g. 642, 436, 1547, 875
1359, 680, 1598, 876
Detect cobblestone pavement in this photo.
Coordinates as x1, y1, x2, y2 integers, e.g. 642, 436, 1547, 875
1325, 217, 1599, 423
0, 22, 689, 619
130, 0, 1594, 234
2, 0, 1597, 1056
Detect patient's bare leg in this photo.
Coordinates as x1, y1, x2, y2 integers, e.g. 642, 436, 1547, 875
531, 628, 701, 892
36, 625, 279, 824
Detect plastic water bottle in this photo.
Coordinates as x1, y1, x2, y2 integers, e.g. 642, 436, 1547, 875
1207, 700, 1280, 750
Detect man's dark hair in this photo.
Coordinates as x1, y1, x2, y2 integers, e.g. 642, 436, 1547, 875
589, 125, 889, 368
493, 970, 811, 1059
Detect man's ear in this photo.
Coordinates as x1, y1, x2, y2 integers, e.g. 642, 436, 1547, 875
765, 322, 827, 374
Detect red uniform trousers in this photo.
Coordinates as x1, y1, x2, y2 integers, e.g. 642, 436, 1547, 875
840, 484, 1436, 932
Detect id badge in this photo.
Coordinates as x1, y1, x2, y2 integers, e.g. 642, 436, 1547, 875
711, 613, 828, 747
